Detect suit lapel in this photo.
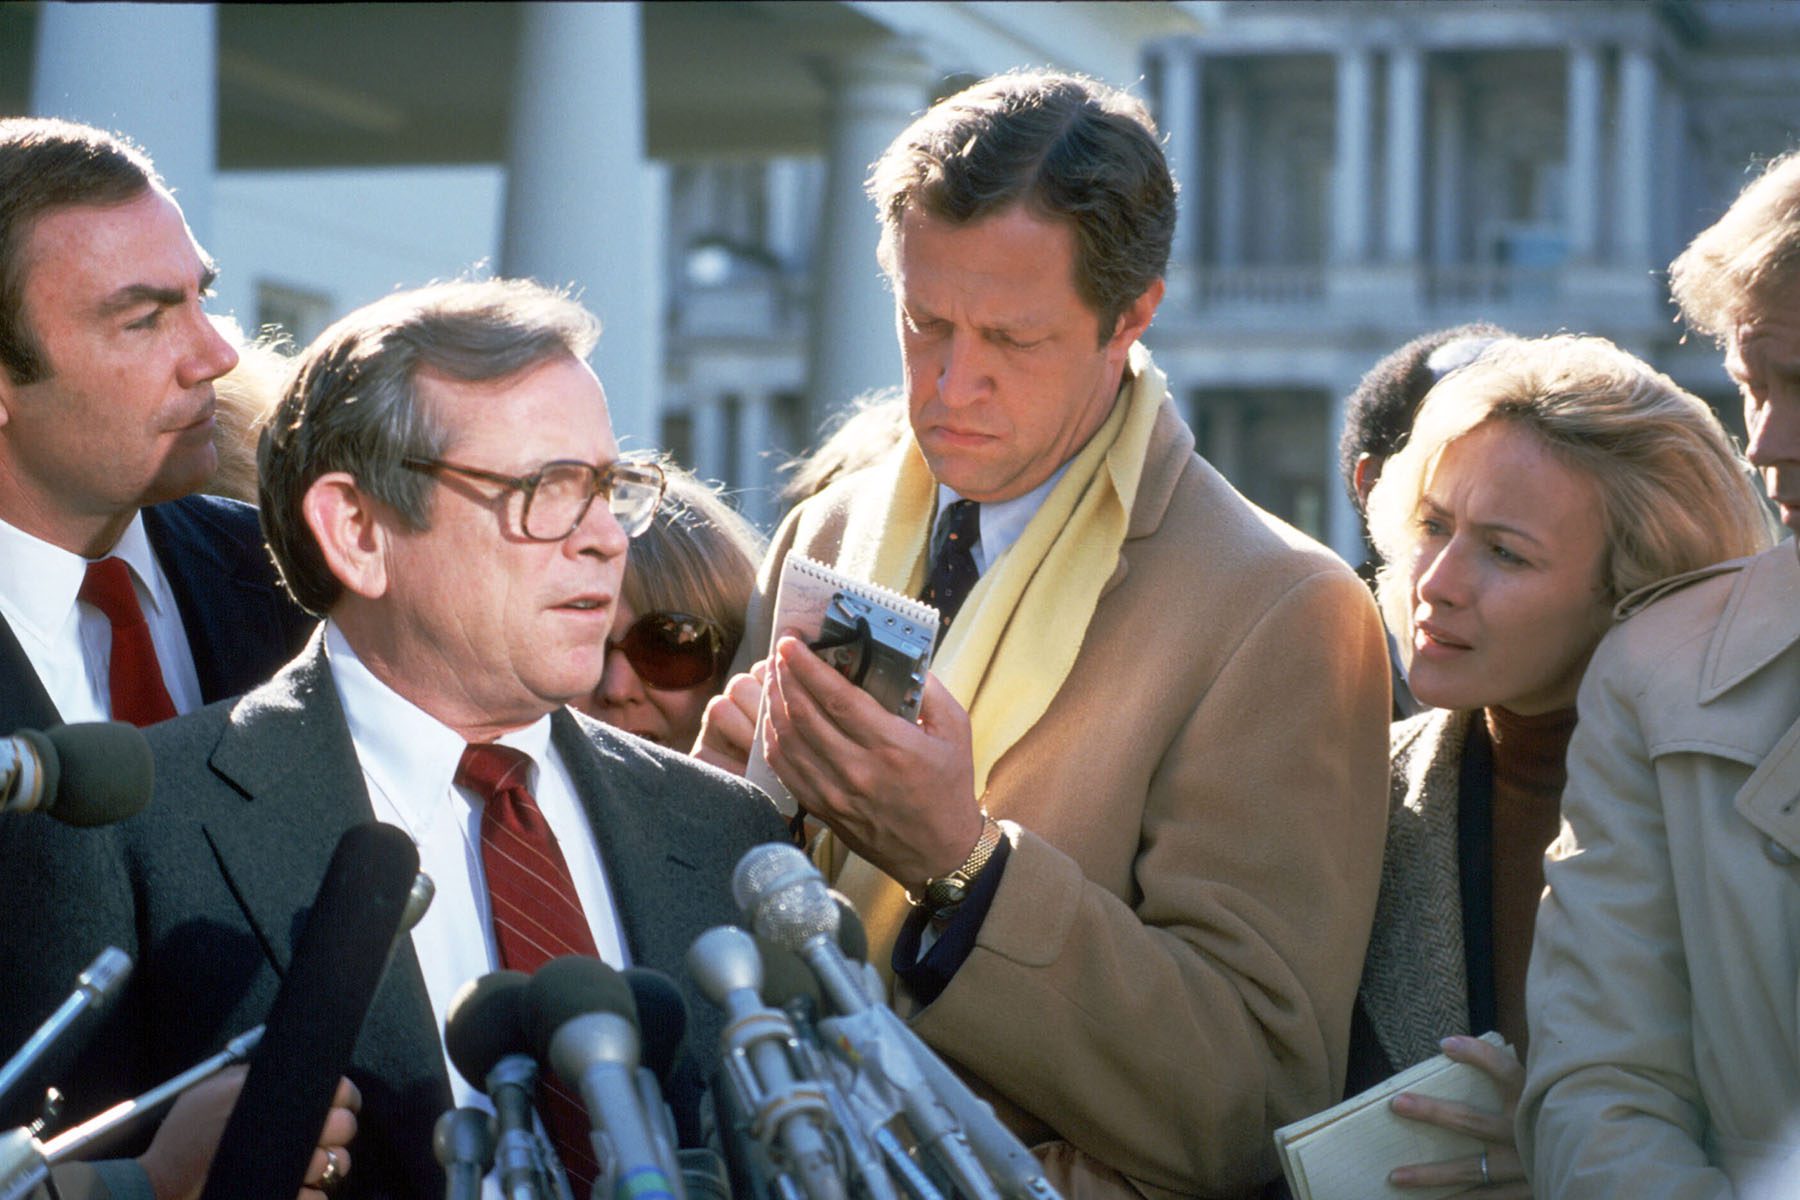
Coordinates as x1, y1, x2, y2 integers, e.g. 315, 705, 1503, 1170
202, 639, 448, 1111
551, 709, 710, 972
144, 498, 287, 704
0, 614, 60, 731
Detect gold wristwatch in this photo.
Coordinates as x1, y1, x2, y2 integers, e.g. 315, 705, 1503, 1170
912, 812, 1003, 922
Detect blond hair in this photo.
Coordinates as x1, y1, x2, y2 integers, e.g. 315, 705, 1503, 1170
1368, 335, 1774, 656
1670, 150, 1800, 341
620, 463, 765, 679
205, 317, 292, 505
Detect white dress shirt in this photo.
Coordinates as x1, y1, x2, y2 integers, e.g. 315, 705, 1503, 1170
0, 511, 202, 722
324, 622, 628, 1142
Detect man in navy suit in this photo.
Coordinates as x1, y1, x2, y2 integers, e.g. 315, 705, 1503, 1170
0, 118, 317, 1198
120, 279, 786, 1196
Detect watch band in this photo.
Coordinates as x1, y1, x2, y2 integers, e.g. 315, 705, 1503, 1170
910, 812, 1003, 921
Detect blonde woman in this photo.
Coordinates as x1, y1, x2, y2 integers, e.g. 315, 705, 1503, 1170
1348, 335, 1772, 1196
574, 463, 765, 749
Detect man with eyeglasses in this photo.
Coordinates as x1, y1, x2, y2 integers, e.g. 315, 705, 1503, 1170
109, 279, 788, 1196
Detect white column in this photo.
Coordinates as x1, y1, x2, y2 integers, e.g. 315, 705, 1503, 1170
502, 2, 662, 452
1384, 46, 1425, 263
32, 3, 218, 244
1614, 44, 1657, 268
1429, 76, 1465, 265
691, 393, 727, 484
805, 41, 934, 435
1213, 72, 1247, 270
764, 157, 809, 271
1332, 47, 1374, 265
738, 392, 777, 527
1156, 42, 1204, 277
1565, 44, 1603, 264
1326, 387, 1362, 566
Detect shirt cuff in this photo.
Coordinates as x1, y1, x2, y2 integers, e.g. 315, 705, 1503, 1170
891, 834, 1011, 1006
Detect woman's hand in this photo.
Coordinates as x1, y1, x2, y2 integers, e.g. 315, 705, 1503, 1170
1387, 1034, 1530, 1198
693, 660, 767, 773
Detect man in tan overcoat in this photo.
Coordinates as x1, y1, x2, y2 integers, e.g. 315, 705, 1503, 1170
699, 71, 1391, 1199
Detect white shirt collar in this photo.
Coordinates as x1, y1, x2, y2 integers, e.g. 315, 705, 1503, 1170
0, 510, 170, 645
323, 621, 555, 839
934, 459, 1075, 575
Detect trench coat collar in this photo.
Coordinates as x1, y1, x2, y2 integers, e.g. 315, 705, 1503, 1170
1700, 539, 1800, 704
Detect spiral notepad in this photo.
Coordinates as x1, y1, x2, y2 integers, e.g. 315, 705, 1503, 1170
746, 553, 940, 816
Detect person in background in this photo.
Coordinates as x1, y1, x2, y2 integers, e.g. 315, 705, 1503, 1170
205, 318, 291, 506
1338, 323, 1513, 717
1520, 150, 1800, 1198
1348, 334, 1773, 1197
576, 463, 764, 751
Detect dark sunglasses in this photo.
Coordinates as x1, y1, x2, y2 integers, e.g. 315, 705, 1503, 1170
608, 611, 727, 690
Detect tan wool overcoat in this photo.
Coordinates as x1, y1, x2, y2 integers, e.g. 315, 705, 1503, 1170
741, 383, 1392, 1198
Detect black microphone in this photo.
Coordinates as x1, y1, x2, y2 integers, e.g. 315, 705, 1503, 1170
446, 970, 561, 1200
199, 823, 420, 1200
525, 957, 676, 1200
435, 1107, 497, 1200
620, 969, 704, 1196
0, 722, 151, 826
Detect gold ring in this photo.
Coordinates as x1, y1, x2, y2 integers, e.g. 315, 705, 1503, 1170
319, 1147, 342, 1190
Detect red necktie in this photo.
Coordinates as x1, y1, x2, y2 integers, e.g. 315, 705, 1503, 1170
456, 742, 602, 1191
79, 557, 178, 726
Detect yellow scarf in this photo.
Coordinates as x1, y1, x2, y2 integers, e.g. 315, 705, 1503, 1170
828, 343, 1167, 965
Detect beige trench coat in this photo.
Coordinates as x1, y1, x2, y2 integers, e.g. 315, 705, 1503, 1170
1519, 540, 1800, 1197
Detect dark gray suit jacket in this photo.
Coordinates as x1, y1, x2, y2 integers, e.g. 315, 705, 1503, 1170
115, 638, 787, 1198
0, 495, 314, 1133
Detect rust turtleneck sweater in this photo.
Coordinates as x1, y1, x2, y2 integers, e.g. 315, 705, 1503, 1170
1484, 704, 1577, 1056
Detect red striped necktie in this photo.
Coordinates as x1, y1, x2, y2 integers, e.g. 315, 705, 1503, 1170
79, 557, 177, 726
456, 741, 603, 1191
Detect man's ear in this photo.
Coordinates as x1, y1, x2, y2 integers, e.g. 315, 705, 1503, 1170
1353, 453, 1382, 509
301, 472, 391, 601
1105, 277, 1166, 358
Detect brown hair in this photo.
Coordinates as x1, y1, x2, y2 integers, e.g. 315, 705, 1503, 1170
0, 117, 161, 384
868, 70, 1175, 341
259, 278, 601, 615
620, 464, 765, 680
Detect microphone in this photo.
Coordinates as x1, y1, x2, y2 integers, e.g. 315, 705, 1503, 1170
446, 970, 563, 1200
525, 956, 678, 1200
0, 947, 131, 1119
435, 1107, 497, 1200
199, 823, 420, 1200
754, 853, 1060, 1200
0, 723, 151, 826
688, 927, 845, 1200
622, 969, 716, 1199
733, 845, 999, 1200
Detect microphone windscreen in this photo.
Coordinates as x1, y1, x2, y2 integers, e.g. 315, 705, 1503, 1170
622, 967, 687, 1084
199, 823, 420, 1200
755, 936, 821, 1010
45, 722, 151, 827
445, 970, 531, 1092
831, 893, 868, 964
524, 955, 637, 1065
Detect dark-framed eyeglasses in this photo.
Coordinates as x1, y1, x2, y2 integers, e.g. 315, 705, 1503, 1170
400, 455, 666, 541
609, 611, 727, 690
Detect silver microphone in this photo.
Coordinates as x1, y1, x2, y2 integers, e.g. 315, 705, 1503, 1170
733, 845, 999, 1200
688, 926, 846, 1200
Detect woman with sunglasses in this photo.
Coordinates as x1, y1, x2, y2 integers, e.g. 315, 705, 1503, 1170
575, 464, 765, 750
